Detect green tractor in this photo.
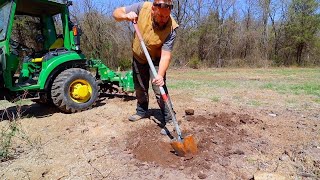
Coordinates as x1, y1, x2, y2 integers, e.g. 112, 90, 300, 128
0, 0, 134, 113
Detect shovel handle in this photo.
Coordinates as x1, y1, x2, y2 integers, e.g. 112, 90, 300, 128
133, 22, 183, 141
133, 23, 166, 95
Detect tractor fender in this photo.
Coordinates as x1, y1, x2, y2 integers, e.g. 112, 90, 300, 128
38, 52, 87, 90
42, 60, 89, 91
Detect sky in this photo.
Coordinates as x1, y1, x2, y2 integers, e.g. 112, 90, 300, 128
70, 0, 317, 23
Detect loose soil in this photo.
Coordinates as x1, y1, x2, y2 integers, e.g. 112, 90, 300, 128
0, 69, 319, 180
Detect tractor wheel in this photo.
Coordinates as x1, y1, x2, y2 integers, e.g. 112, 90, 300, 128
51, 68, 99, 113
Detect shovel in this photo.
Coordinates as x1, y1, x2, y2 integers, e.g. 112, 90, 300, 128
133, 22, 198, 157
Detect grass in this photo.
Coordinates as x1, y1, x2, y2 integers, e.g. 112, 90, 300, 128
0, 118, 31, 162
0, 120, 20, 160
210, 96, 220, 102
168, 68, 320, 96
0, 99, 33, 110
0, 93, 31, 161
168, 80, 236, 89
247, 100, 263, 107
314, 98, 320, 103
167, 68, 320, 109
261, 82, 320, 97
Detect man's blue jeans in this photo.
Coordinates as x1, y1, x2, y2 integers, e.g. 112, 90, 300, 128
132, 57, 172, 122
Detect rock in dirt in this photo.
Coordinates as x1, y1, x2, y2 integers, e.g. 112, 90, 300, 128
279, 154, 290, 161
203, 163, 211, 170
198, 172, 208, 179
218, 158, 230, 167
268, 113, 277, 117
170, 164, 177, 168
185, 109, 194, 115
233, 149, 245, 155
41, 170, 49, 177
143, 165, 149, 170
160, 128, 170, 135
254, 172, 286, 180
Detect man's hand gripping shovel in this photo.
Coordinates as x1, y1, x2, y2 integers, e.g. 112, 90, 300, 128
133, 22, 198, 157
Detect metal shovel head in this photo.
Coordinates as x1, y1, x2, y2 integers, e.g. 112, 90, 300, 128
170, 140, 187, 157
183, 135, 198, 154
170, 135, 198, 157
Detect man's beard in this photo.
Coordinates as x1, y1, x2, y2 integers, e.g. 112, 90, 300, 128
152, 16, 169, 30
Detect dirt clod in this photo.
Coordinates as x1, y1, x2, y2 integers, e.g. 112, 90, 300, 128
185, 109, 194, 115
198, 172, 208, 179
41, 170, 49, 177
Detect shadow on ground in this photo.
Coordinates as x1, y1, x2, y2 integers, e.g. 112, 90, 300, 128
0, 103, 59, 121
0, 97, 109, 121
100, 93, 136, 102
0, 94, 135, 121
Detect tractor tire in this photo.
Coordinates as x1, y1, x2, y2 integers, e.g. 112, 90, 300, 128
51, 68, 99, 113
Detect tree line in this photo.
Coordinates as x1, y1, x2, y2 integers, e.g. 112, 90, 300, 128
10, 0, 320, 69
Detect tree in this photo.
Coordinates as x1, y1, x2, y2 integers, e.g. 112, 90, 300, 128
259, 0, 271, 60
285, 0, 320, 66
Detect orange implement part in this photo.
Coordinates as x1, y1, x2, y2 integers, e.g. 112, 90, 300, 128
170, 135, 198, 157
183, 135, 198, 154
170, 141, 187, 157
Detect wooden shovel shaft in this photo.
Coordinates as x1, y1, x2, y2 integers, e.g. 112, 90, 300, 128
133, 23, 183, 141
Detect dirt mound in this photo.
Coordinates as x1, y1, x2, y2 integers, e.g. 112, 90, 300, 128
125, 112, 265, 178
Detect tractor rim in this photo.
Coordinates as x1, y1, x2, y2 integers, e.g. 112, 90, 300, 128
69, 79, 92, 103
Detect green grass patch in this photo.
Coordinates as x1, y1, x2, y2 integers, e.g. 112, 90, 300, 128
289, 84, 320, 97
210, 96, 220, 102
247, 100, 262, 107
168, 80, 201, 89
254, 68, 320, 76
313, 98, 320, 103
0, 121, 20, 160
286, 99, 298, 104
168, 68, 319, 109
168, 80, 237, 89
261, 82, 320, 97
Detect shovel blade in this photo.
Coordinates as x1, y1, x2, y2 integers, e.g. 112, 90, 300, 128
183, 135, 198, 154
170, 135, 198, 157
170, 140, 187, 157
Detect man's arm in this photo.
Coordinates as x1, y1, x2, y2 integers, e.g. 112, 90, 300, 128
113, 3, 143, 22
152, 50, 171, 86
152, 30, 177, 86
158, 50, 172, 76
113, 7, 137, 22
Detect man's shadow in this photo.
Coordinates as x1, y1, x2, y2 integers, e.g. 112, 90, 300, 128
148, 108, 174, 139
99, 93, 136, 102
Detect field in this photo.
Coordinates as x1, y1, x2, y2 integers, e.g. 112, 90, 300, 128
0, 68, 319, 179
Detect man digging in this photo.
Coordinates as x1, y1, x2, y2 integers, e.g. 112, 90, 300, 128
113, 0, 179, 131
